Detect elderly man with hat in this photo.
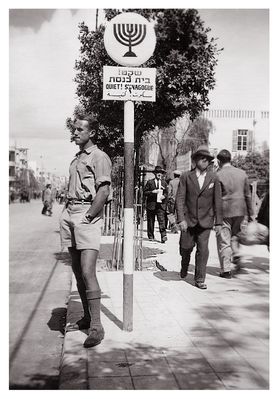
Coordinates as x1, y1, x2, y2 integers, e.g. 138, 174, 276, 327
143, 165, 168, 243
167, 169, 182, 233
175, 145, 223, 289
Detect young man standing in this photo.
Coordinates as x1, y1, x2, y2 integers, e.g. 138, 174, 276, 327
176, 145, 223, 289
60, 114, 112, 348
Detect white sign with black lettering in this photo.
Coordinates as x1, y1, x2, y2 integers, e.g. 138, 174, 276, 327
103, 66, 156, 102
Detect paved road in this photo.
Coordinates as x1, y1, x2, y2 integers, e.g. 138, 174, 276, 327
9, 200, 72, 389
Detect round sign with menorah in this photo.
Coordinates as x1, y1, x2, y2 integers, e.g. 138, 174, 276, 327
104, 12, 156, 66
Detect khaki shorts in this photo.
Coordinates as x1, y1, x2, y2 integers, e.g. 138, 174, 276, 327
59, 204, 103, 250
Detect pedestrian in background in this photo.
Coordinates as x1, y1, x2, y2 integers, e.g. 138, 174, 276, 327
257, 187, 269, 249
176, 145, 223, 289
59, 113, 112, 348
41, 184, 53, 216
144, 166, 168, 243
216, 149, 254, 277
167, 169, 182, 233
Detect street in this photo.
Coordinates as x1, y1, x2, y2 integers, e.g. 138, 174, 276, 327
9, 200, 72, 389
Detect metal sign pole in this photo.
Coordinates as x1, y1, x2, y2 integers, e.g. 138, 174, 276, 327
123, 100, 134, 331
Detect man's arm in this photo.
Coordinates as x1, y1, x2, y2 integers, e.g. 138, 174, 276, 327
175, 174, 188, 230
244, 177, 254, 220
144, 180, 158, 198
213, 177, 223, 226
84, 183, 110, 221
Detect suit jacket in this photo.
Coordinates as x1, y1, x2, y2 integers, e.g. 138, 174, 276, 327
168, 177, 180, 201
144, 178, 168, 211
175, 170, 223, 228
217, 165, 253, 218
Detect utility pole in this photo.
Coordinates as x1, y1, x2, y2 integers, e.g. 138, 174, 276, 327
96, 9, 99, 31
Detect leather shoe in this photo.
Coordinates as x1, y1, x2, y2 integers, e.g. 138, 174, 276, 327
180, 268, 188, 278
67, 316, 91, 331
161, 236, 167, 243
84, 326, 105, 348
195, 282, 207, 289
219, 271, 232, 279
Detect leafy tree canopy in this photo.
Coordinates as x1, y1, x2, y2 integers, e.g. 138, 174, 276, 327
232, 151, 269, 182
68, 8, 222, 159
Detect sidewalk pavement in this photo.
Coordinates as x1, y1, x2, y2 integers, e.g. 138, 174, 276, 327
59, 228, 269, 390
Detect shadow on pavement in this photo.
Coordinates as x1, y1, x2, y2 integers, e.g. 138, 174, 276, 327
10, 375, 59, 390
54, 251, 72, 267
60, 341, 268, 390
47, 307, 67, 335
240, 256, 269, 272
153, 269, 197, 287
69, 290, 123, 331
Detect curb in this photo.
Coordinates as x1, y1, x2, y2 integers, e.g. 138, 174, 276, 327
59, 275, 88, 390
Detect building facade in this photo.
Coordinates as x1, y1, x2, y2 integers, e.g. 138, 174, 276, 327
202, 109, 269, 156
9, 146, 29, 190
140, 108, 269, 179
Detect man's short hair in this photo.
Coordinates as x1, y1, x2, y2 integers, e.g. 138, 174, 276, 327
217, 149, 231, 163
75, 113, 98, 132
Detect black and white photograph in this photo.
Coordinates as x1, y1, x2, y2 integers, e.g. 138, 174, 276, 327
7, 1, 274, 391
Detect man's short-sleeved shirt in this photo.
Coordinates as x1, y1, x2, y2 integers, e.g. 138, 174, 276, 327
67, 145, 112, 201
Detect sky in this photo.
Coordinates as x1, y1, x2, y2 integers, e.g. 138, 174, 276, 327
8, 5, 270, 176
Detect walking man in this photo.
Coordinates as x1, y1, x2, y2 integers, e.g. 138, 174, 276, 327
216, 149, 254, 277
167, 170, 181, 233
144, 166, 168, 243
59, 113, 112, 348
42, 184, 53, 216
176, 145, 223, 289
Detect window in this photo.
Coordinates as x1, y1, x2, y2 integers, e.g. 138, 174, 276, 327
237, 129, 248, 151
9, 151, 15, 162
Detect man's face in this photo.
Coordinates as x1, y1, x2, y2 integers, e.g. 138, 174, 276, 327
72, 119, 92, 146
155, 172, 162, 180
195, 156, 210, 172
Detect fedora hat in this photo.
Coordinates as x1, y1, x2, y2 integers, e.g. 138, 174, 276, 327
192, 145, 214, 161
153, 165, 166, 174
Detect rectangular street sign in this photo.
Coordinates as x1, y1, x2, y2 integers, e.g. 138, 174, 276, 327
103, 66, 156, 102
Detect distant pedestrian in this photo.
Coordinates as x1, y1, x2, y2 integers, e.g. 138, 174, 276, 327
143, 166, 168, 243
167, 169, 181, 233
257, 189, 269, 249
10, 190, 15, 203
41, 184, 53, 216
176, 145, 223, 289
216, 149, 254, 277
59, 113, 112, 348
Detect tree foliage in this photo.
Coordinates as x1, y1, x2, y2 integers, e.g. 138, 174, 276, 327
68, 8, 222, 159
178, 116, 214, 154
143, 116, 213, 175
232, 152, 269, 182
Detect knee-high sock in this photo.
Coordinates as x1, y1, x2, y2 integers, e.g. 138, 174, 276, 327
86, 289, 102, 328
77, 280, 90, 320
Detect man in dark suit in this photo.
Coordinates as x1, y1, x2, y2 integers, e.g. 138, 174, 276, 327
144, 166, 168, 243
216, 149, 254, 277
176, 146, 223, 289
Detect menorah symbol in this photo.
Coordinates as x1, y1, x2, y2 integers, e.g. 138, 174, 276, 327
113, 23, 147, 57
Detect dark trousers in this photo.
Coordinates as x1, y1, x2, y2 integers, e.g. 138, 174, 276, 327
42, 200, 52, 215
180, 225, 211, 283
146, 205, 167, 239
